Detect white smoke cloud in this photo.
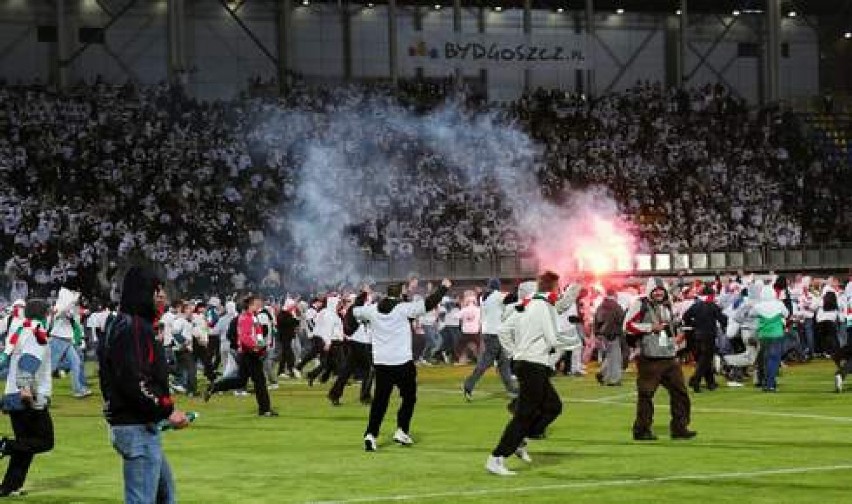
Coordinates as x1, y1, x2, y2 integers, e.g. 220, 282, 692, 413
259, 91, 635, 289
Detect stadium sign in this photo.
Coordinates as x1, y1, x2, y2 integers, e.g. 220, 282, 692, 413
403, 35, 587, 69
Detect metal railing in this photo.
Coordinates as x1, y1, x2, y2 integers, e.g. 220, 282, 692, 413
355, 246, 852, 281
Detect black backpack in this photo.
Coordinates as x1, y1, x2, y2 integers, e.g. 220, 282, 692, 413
226, 316, 239, 351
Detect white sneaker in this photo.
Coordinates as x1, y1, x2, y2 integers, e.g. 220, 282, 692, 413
486, 455, 516, 476
727, 381, 744, 388
172, 384, 187, 394
393, 428, 413, 446
278, 373, 290, 380
364, 434, 377, 452
515, 442, 532, 463
835, 374, 844, 393
268, 383, 279, 390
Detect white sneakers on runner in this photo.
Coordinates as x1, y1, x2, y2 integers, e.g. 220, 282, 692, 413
393, 429, 414, 446
486, 455, 516, 476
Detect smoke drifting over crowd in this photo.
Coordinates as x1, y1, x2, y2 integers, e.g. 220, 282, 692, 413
259, 91, 635, 289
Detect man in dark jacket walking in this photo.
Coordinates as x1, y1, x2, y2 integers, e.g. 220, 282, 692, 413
682, 285, 727, 392
99, 267, 190, 504
594, 289, 626, 386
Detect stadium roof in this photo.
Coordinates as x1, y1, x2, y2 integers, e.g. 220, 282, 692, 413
365, 0, 852, 17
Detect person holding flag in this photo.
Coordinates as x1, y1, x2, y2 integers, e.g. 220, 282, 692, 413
49, 286, 92, 398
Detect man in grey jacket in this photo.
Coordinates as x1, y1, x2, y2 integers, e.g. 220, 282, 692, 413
594, 288, 626, 386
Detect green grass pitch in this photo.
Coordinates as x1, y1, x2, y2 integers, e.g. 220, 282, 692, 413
9, 361, 852, 503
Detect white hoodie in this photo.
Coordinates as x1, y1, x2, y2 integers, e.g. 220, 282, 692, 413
480, 290, 507, 335
50, 287, 80, 341
314, 297, 343, 345
499, 283, 581, 367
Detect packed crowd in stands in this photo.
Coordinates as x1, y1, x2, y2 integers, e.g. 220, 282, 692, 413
0, 77, 849, 300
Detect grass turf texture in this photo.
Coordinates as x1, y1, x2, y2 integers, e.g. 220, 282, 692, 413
8, 360, 851, 503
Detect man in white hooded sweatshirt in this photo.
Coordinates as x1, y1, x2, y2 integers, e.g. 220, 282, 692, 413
355, 279, 451, 452
307, 296, 343, 387
486, 272, 580, 476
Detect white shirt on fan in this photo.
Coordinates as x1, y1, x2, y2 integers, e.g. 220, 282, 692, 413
480, 290, 507, 335
354, 299, 426, 365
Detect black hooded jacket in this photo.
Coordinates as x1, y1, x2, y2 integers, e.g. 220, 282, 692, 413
99, 267, 174, 426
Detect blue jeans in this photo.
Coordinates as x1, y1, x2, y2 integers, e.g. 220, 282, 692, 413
803, 318, 815, 356
110, 425, 176, 504
420, 325, 441, 360
49, 338, 88, 394
762, 339, 785, 391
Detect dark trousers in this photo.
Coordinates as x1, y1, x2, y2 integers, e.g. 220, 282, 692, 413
816, 321, 838, 356
296, 336, 325, 371
833, 344, 852, 377
493, 361, 562, 457
634, 357, 691, 435
439, 326, 461, 362
193, 342, 216, 382
208, 335, 222, 373
210, 352, 271, 414
329, 341, 374, 402
277, 335, 297, 375
365, 361, 416, 437
308, 341, 341, 384
175, 349, 197, 394
2, 409, 54, 491
690, 335, 716, 389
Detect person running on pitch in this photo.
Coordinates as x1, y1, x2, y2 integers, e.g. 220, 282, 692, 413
204, 295, 277, 417
462, 278, 519, 401
355, 279, 450, 451
486, 272, 581, 476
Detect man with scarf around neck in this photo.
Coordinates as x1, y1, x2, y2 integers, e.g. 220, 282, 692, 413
354, 279, 451, 452
486, 271, 581, 476
682, 284, 728, 393
624, 277, 695, 441
0, 299, 55, 497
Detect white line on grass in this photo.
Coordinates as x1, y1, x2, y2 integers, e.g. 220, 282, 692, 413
420, 387, 852, 423
306, 464, 852, 504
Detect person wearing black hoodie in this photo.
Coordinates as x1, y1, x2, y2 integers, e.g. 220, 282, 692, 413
682, 285, 727, 392
99, 267, 190, 504
354, 279, 451, 451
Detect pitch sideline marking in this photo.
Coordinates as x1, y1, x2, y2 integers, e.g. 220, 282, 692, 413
306, 464, 852, 504
418, 387, 852, 423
